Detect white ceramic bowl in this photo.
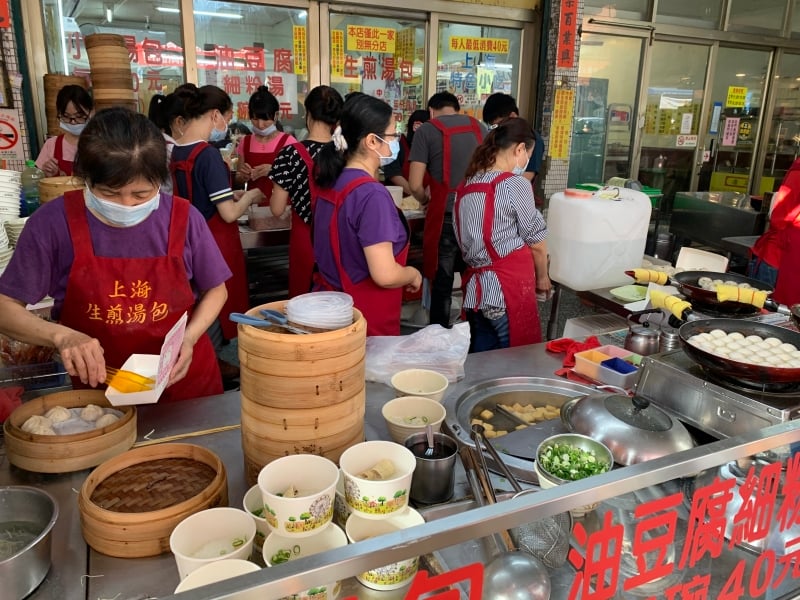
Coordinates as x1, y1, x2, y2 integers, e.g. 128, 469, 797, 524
262, 523, 348, 599
381, 396, 446, 444
174, 559, 261, 598
242, 484, 269, 553
333, 469, 352, 529
169, 507, 257, 580
339, 441, 416, 519
257, 454, 338, 537
345, 507, 425, 590
390, 369, 449, 402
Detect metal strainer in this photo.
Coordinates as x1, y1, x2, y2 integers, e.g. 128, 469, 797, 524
471, 424, 572, 570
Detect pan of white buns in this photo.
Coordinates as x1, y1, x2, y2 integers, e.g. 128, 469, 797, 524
679, 318, 800, 384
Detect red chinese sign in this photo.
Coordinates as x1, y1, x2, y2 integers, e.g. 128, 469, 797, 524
557, 0, 577, 68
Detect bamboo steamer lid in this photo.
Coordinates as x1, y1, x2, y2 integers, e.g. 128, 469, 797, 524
84, 33, 127, 49
43, 74, 87, 137
2, 389, 136, 473
38, 176, 84, 203
79, 443, 228, 557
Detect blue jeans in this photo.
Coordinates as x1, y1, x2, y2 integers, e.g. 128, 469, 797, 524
747, 257, 779, 287
467, 309, 510, 353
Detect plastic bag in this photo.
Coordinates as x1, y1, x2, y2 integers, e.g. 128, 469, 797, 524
365, 323, 470, 385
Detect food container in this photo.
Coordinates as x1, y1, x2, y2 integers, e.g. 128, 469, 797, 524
0, 486, 59, 600
170, 507, 256, 580
385, 186, 404, 207
262, 523, 348, 600
257, 454, 338, 537
573, 350, 612, 380
333, 470, 352, 529
174, 559, 261, 599
345, 507, 425, 590
381, 395, 446, 444
3, 390, 136, 473
37, 176, 84, 203
390, 368, 449, 402
339, 440, 416, 519
242, 485, 269, 554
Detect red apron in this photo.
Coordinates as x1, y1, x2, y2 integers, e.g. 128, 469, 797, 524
454, 173, 541, 347
287, 141, 317, 298
59, 190, 222, 402
171, 142, 249, 340
752, 159, 800, 268
773, 204, 800, 305
315, 176, 410, 336
422, 118, 484, 281
241, 133, 290, 204
53, 135, 74, 176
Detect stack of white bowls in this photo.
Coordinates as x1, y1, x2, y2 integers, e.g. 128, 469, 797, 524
286, 291, 354, 331
5, 217, 27, 247
0, 169, 21, 221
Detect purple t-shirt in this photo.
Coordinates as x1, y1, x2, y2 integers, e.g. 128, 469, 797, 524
314, 168, 408, 289
0, 193, 232, 320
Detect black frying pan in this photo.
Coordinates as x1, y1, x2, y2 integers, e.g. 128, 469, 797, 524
671, 271, 774, 313
678, 318, 800, 384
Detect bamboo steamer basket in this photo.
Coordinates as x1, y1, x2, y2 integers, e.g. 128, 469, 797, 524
79, 443, 228, 557
44, 74, 87, 137
84, 33, 127, 49
3, 390, 136, 473
38, 176, 84, 203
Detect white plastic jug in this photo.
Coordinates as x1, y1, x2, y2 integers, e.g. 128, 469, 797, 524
548, 187, 652, 291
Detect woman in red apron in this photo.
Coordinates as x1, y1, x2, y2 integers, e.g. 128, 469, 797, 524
169, 85, 264, 345
35, 84, 94, 177
268, 86, 344, 298
312, 94, 421, 336
235, 86, 296, 205
453, 118, 551, 352
383, 109, 430, 197
0, 108, 230, 401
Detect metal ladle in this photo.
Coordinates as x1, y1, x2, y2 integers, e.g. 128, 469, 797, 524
459, 446, 551, 600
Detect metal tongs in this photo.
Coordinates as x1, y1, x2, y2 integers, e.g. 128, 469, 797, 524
229, 309, 312, 334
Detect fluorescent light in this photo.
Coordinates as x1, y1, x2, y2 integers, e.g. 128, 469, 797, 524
106, 7, 113, 22
735, 73, 746, 77
156, 7, 242, 19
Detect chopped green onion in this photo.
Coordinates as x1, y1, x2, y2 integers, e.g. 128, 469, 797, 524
538, 442, 610, 481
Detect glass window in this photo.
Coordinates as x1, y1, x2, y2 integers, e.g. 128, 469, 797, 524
194, 0, 309, 137
436, 22, 522, 122
328, 13, 426, 133
584, 0, 649, 21
728, 0, 787, 36
792, 0, 800, 38
656, 0, 723, 29
39, 0, 185, 112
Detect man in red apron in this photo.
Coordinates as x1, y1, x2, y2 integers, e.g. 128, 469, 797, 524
314, 176, 410, 336
238, 132, 291, 205
454, 173, 541, 349
408, 92, 485, 328
59, 190, 223, 402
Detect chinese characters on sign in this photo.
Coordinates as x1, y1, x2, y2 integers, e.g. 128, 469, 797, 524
551, 88, 574, 159
722, 117, 741, 146
86, 279, 168, 326
347, 25, 397, 54
726, 86, 748, 109
448, 36, 510, 54
557, 0, 577, 68
395, 27, 416, 64
331, 30, 345, 77
292, 26, 307, 75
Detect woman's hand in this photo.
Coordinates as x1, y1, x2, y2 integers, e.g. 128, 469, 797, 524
167, 339, 194, 387
41, 158, 60, 177
405, 268, 422, 293
249, 163, 271, 180
238, 162, 253, 180
245, 189, 266, 205
56, 331, 106, 387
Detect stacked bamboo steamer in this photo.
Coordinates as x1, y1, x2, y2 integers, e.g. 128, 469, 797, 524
85, 33, 138, 113
238, 300, 367, 486
43, 74, 87, 137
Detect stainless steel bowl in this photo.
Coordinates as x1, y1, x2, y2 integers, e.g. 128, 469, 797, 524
0, 486, 59, 599
534, 433, 613, 486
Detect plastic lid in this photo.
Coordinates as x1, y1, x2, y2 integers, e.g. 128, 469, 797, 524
285, 291, 354, 330
564, 188, 595, 199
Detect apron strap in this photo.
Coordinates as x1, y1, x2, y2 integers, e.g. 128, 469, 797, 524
292, 141, 319, 208
64, 189, 94, 262
167, 196, 191, 258
170, 142, 210, 200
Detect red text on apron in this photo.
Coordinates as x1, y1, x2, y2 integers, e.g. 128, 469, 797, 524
454, 173, 541, 347
59, 190, 222, 402
170, 142, 249, 340
54, 135, 74, 176
315, 176, 410, 336
287, 141, 317, 297
241, 133, 290, 205
773, 203, 800, 305
422, 118, 484, 281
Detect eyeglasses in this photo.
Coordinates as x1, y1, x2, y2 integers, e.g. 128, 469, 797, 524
60, 113, 89, 124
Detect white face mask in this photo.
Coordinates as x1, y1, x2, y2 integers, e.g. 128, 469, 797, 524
252, 123, 277, 136
60, 121, 87, 136
85, 186, 160, 227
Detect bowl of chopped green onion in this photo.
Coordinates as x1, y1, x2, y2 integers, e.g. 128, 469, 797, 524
535, 434, 613, 516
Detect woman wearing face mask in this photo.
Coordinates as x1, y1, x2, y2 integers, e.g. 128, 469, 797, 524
268, 85, 344, 297
169, 84, 264, 365
382, 109, 430, 197
235, 86, 296, 202
453, 117, 551, 352
0, 108, 230, 401
313, 94, 422, 336
36, 85, 94, 177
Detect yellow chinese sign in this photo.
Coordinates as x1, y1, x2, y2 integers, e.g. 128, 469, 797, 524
448, 36, 509, 54
726, 86, 747, 109
346, 25, 396, 54
395, 27, 416, 63
331, 30, 345, 77
550, 89, 574, 160
293, 26, 307, 75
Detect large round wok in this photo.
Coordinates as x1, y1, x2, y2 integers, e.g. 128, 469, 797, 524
679, 318, 800, 384
671, 271, 773, 314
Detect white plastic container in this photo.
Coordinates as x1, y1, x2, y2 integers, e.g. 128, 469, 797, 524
548, 187, 652, 291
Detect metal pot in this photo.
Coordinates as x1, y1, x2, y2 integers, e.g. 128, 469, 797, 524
560, 393, 695, 465
0, 486, 58, 599
624, 310, 662, 356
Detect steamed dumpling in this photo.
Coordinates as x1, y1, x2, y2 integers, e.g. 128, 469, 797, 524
80, 404, 105, 422
44, 405, 72, 423
94, 413, 119, 429
21, 415, 55, 435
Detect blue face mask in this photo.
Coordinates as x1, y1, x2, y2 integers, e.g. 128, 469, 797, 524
85, 186, 160, 227
375, 136, 400, 166
252, 123, 277, 136
512, 154, 527, 176
209, 125, 228, 143
60, 122, 87, 136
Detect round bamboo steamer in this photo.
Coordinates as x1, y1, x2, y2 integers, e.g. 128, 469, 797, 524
87, 46, 130, 59
79, 443, 227, 557
38, 176, 84, 203
92, 89, 137, 100
239, 343, 364, 379
2, 389, 136, 473
44, 74, 87, 137
94, 100, 140, 113
84, 33, 127, 49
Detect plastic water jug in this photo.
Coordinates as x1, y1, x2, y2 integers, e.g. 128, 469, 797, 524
21, 159, 44, 216
548, 186, 651, 291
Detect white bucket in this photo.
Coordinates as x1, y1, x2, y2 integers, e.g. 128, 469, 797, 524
548, 187, 651, 291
